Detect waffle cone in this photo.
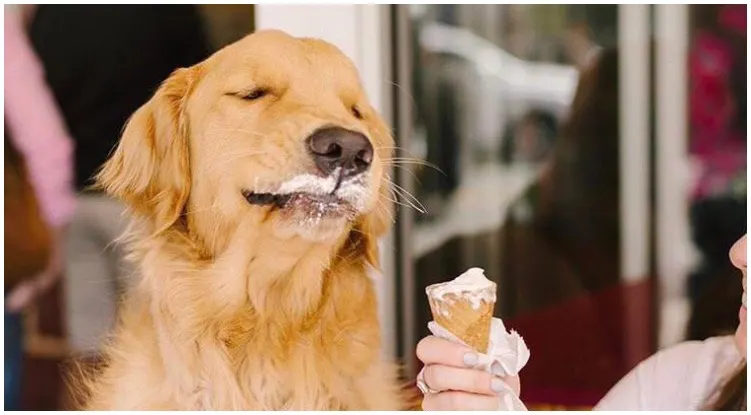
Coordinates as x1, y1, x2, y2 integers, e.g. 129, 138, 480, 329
427, 289, 495, 354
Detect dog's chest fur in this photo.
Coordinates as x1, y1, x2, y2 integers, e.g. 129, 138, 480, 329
187, 306, 389, 410
82, 228, 405, 410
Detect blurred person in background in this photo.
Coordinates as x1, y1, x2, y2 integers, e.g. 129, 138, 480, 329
498, 46, 624, 404
4, 5, 77, 409
500, 46, 621, 317
21, 5, 211, 357
417, 235, 747, 410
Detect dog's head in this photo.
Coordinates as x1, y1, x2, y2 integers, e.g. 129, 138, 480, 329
97, 30, 393, 263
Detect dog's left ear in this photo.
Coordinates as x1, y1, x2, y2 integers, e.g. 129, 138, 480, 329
96, 66, 201, 234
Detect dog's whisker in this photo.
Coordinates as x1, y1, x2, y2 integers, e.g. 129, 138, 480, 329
385, 80, 418, 114
374, 146, 427, 161
387, 179, 423, 206
382, 157, 432, 164
384, 180, 427, 214
382, 189, 425, 215
388, 196, 424, 215
373, 144, 412, 153
382, 159, 445, 176
383, 164, 423, 186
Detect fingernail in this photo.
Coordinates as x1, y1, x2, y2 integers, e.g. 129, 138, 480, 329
491, 361, 506, 376
491, 377, 509, 394
463, 351, 478, 366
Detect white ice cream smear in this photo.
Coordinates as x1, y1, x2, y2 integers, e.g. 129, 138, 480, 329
426, 267, 496, 310
273, 169, 368, 212
276, 170, 340, 196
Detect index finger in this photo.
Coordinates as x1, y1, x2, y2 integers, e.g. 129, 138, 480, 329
416, 335, 478, 368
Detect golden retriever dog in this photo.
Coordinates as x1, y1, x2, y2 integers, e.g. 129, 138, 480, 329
71, 30, 410, 410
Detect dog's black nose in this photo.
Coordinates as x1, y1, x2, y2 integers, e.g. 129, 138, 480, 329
306, 127, 374, 177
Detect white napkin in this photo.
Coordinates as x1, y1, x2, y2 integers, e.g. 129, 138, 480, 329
419, 317, 530, 411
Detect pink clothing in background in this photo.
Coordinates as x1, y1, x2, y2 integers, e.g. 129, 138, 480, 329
4, 8, 76, 228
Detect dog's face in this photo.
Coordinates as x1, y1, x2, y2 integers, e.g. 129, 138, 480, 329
98, 30, 393, 255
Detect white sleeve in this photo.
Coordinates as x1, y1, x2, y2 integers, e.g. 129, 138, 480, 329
593, 337, 739, 411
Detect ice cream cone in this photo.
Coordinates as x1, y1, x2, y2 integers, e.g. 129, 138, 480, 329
426, 268, 496, 354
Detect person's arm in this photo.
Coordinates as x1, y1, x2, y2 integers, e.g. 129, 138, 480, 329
4, 7, 76, 311
4, 8, 76, 229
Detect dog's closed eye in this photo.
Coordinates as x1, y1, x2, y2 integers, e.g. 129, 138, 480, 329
228, 88, 269, 101
352, 105, 363, 120
242, 88, 269, 101
351, 105, 363, 120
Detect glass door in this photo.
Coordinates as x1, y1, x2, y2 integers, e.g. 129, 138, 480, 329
392, 3, 746, 408
392, 4, 654, 408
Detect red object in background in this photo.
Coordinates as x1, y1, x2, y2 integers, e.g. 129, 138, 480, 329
688, 4, 747, 200
719, 4, 746, 36
507, 279, 654, 408
689, 31, 735, 145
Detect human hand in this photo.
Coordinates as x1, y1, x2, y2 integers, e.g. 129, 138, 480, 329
6, 225, 66, 312
416, 335, 521, 411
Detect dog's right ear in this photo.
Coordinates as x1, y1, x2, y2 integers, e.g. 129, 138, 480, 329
96, 67, 201, 234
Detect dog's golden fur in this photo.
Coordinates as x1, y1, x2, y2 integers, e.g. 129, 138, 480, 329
70, 30, 410, 410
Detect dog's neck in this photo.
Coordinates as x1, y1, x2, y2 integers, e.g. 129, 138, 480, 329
135, 214, 362, 336
243, 229, 347, 323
